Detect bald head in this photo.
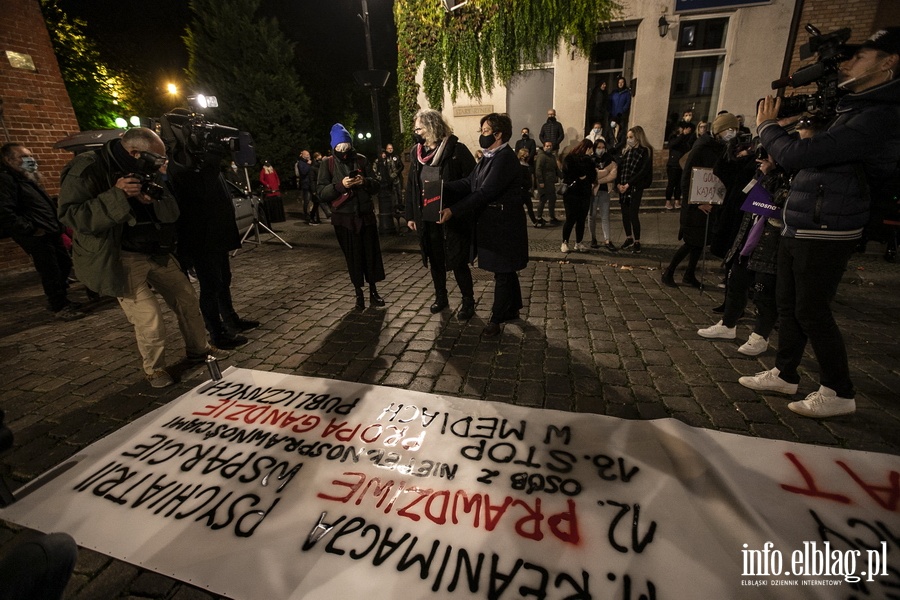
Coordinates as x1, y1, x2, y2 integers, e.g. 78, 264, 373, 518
121, 128, 166, 156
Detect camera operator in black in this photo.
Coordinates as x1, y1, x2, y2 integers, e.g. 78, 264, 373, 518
164, 141, 259, 349
739, 27, 900, 418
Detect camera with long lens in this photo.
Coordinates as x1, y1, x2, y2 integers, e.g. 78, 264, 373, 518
767, 24, 852, 119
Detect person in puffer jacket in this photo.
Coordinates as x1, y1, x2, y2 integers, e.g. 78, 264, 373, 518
738, 27, 900, 419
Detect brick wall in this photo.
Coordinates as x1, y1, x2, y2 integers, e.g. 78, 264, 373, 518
0, 0, 80, 272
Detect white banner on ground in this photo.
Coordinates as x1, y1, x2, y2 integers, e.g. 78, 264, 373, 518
1, 368, 898, 599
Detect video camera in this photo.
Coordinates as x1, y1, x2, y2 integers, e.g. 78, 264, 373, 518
159, 96, 245, 170
768, 24, 852, 119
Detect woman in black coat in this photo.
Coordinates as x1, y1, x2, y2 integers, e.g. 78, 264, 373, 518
439, 113, 528, 337
560, 139, 597, 253
405, 108, 477, 320
661, 112, 738, 287
317, 123, 386, 310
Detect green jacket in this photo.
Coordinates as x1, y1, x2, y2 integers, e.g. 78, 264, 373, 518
58, 141, 180, 298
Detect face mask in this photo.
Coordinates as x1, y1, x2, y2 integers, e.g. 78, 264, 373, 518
20, 156, 37, 173
626, 138, 636, 148
592, 128, 601, 134
479, 133, 496, 149
547, 116, 556, 122
412, 133, 425, 145
719, 130, 737, 142
522, 134, 529, 139
596, 148, 606, 157
609, 121, 617, 129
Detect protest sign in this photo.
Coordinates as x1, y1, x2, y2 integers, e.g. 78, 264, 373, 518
741, 183, 781, 218
689, 167, 726, 204
1, 368, 897, 599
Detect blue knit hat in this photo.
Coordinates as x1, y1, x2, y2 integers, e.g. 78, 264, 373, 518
330, 123, 352, 148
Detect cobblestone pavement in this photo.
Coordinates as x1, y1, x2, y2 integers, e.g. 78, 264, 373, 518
1, 206, 898, 599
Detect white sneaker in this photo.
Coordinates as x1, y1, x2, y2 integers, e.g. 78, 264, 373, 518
573, 242, 584, 252
561, 242, 569, 253
788, 386, 855, 418
698, 320, 736, 339
738, 333, 768, 356
739, 367, 798, 395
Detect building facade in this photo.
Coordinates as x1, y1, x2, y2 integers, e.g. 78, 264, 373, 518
420, 0, 894, 159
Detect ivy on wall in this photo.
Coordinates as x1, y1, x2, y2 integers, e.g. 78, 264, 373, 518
394, 0, 621, 144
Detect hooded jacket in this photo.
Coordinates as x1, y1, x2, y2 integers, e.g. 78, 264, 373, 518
758, 77, 900, 240
0, 163, 61, 239
58, 139, 180, 297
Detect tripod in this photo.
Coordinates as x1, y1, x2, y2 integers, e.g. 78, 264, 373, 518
229, 181, 292, 256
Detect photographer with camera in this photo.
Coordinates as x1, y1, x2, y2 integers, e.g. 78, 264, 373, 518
739, 28, 900, 418
58, 128, 223, 388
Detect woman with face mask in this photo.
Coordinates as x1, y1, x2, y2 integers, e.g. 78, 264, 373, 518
662, 112, 739, 288
615, 125, 653, 254
404, 109, 477, 320
589, 138, 618, 251
317, 123, 387, 310
438, 113, 528, 337
560, 139, 597, 253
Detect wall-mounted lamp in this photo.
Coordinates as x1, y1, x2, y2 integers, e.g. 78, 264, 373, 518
658, 14, 670, 38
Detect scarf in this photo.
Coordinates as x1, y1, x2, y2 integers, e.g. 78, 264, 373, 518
416, 138, 449, 166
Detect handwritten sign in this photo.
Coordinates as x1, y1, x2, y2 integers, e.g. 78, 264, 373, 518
689, 167, 726, 204
1, 368, 898, 599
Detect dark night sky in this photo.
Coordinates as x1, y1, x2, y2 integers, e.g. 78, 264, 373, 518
57, 0, 399, 120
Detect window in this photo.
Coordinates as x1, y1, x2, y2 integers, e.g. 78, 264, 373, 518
665, 17, 729, 137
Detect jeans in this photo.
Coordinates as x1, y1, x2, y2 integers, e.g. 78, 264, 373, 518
723, 260, 777, 338
562, 193, 591, 244
537, 184, 558, 221
588, 190, 611, 242
774, 237, 856, 398
619, 187, 643, 240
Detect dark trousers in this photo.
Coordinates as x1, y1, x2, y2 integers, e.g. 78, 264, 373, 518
562, 194, 591, 243
191, 250, 238, 335
537, 184, 558, 221
425, 223, 474, 298
0, 532, 77, 600
620, 188, 643, 239
723, 260, 777, 338
15, 233, 71, 312
666, 242, 702, 278
490, 271, 522, 323
774, 237, 856, 398
665, 165, 683, 201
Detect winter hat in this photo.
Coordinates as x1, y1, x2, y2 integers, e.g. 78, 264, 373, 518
712, 112, 739, 135
330, 123, 352, 149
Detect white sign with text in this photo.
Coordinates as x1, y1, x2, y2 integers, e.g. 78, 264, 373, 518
689, 167, 726, 204
1, 368, 897, 599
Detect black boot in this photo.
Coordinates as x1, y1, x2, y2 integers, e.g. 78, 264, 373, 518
369, 286, 386, 307
457, 296, 475, 321
430, 291, 449, 314
212, 328, 248, 349
661, 270, 677, 288
226, 316, 260, 332
355, 288, 366, 310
